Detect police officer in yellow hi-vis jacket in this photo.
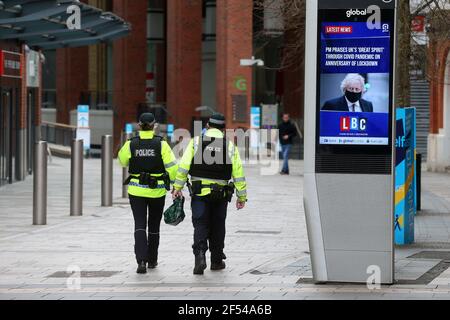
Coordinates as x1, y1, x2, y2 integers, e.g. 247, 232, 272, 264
172, 113, 247, 275
118, 113, 178, 274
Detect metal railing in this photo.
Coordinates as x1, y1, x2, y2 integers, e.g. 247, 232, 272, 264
41, 121, 77, 147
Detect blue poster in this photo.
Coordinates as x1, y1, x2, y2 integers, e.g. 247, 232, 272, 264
167, 124, 174, 138
125, 123, 133, 134
395, 108, 416, 245
251, 106, 261, 129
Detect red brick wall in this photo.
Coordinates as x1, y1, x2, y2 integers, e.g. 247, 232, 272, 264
166, 0, 202, 130
216, 0, 253, 129
0, 41, 24, 128
0, 42, 42, 132
281, 28, 305, 120
283, 65, 304, 119
429, 40, 450, 134
113, 0, 148, 148
56, 47, 89, 124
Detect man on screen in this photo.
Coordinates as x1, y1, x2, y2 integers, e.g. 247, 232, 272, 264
321, 73, 374, 113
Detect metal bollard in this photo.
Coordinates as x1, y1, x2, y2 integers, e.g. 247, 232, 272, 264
417, 153, 422, 212
246, 135, 251, 162
121, 132, 133, 198
70, 139, 84, 216
101, 135, 113, 207
33, 141, 47, 225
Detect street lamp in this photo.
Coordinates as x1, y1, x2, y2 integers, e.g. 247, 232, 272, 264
239, 55, 265, 118
195, 106, 215, 114
240, 56, 265, 67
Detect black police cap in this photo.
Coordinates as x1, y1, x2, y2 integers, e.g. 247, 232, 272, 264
139, 113, 156, 125
209, 113, 226, 127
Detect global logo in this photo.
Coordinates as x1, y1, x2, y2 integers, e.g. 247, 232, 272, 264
346, 9, 367, 18
346, 5, 384, 31
234, 76, 248, 92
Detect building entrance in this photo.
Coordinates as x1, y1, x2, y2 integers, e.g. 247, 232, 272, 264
0, 88, 18, 186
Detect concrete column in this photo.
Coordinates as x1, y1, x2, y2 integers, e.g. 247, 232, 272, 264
427, 41, 450, 171
167, 0, 202, 131
216, 0, 253, 129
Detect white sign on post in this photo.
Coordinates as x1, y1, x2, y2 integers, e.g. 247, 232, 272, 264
76, 128, 91, 152
77, 105, 89, 128
77, 105, 90, 152
261, 104, 278, 127
250, 107, 261, 150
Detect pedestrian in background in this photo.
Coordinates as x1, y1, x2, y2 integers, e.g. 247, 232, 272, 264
278, 113, 297, 175
118, 113, 178, 274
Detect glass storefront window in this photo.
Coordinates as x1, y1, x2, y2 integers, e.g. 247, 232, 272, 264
147, 1, 166, 105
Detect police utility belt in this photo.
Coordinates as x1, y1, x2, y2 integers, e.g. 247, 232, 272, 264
124, 173, 170, 191
187, 180, 235, 202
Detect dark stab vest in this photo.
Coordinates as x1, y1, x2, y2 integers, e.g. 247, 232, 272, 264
128, 136, 165, 175
189, 136, 232, 181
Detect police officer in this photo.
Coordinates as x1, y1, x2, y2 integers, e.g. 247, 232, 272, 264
118, 113, 178, 274
172, 113, 247, 275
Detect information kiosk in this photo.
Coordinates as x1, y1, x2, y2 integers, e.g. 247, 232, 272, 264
303, 0, 397, 284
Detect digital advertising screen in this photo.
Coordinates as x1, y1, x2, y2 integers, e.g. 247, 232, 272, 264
316, 6, 395, 148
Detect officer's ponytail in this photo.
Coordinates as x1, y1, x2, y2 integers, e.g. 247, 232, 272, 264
140, 123, 155, 131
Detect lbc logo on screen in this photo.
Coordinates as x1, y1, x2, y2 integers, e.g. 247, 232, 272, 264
340, 117, 367, 132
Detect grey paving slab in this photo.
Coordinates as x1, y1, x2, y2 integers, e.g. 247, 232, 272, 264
1, 158, 450, 300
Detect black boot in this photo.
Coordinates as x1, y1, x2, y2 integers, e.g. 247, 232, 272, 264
136, 261, 147, 274
211, 260, 226, 271
193, 253, 207, 275
148, 261, 158, 269
211, 252, 226, 271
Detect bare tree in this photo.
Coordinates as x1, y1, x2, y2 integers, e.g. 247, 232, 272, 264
253, 0, 450, 106
411, 0, 450, 85
253, 0, 305, 71
397, 0, 412, 107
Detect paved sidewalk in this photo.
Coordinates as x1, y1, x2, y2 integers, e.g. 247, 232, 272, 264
1, 158, 450, 300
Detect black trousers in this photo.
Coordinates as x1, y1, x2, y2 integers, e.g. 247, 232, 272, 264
129, 195, 165, 264
191, 196, 228, 263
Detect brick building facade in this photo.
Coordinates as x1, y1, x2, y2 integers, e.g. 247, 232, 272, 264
428, 38, 450, 171
52, 0, 302, 150
0, 40, 42, 186
0, 0, 130, 187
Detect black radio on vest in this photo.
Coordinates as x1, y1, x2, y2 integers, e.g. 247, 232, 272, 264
189, 137, 232, 181
129, 136, 165, 175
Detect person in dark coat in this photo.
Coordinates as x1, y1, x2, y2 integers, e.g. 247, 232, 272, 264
278, 113, 297, 175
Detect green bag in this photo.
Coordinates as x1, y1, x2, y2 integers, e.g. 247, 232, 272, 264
164, 197, 186, 226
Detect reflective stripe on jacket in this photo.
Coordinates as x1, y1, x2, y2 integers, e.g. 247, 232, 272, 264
174, 128, 247, 201
118, 131, 178, 198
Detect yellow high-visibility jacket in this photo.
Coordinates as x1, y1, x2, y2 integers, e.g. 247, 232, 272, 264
118, 131, 178, 198
174, 128, 248, 202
